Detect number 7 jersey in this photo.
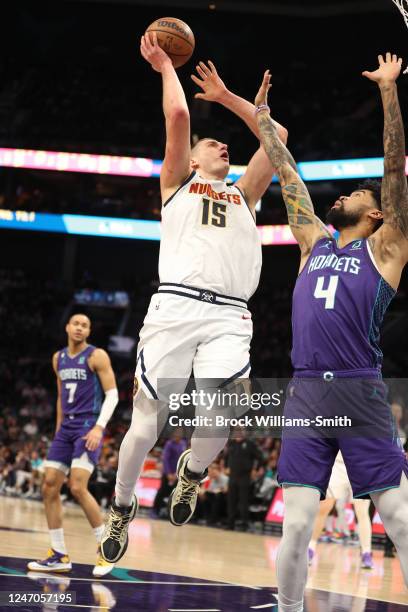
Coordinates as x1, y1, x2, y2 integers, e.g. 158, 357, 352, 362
57, 345, 103, 418
291, 237, 396, 373
159, 172, 262, 301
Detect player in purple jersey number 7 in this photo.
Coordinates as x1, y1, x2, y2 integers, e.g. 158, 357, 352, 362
27, 314, 119, 577
255, 54, 408, 611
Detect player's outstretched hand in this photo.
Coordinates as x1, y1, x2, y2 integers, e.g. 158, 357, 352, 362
254, 70, 272, 108
140, 32, 172, 72
362, 53, 403, 86
191, 61, 228, 103
83, 425, 103, 451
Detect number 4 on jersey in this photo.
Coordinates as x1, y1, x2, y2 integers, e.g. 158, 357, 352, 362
314, 275, 339, 309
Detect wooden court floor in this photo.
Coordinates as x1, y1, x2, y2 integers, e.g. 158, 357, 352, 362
0, 497, 407, 611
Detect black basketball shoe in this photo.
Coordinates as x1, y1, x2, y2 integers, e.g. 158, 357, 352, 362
168, 450, 207, 526
100, 495, 138, 563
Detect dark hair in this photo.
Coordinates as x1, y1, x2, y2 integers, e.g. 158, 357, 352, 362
68, 313, 91, 325
358, 179, 382, 210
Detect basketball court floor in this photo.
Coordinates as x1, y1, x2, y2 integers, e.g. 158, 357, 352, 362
1, 497, 407, 611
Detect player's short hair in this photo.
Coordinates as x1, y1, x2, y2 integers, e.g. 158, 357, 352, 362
191, 138, 212, 156
358, 179, 382, 210
68, 313, 91, 326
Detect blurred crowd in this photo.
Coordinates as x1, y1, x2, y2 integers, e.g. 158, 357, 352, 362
0, 6, 405, 164
1, 265, 408, 531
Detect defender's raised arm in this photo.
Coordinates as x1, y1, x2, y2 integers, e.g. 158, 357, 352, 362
254, 71, 330, 265
363, 53, 408, 289
191, 62, 288, 211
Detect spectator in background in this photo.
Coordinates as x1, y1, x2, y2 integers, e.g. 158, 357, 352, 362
89, 455, 118, 509
153, 429, 187, 517
199, 462, 228, 526
23, 450, 45, 499
391, 401, 407, 446
23, 418, 39, 437
225, 428, 264, 531
9, 450, 32, 496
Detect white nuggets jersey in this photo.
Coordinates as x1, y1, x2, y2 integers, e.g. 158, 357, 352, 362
159, 171, 262, 301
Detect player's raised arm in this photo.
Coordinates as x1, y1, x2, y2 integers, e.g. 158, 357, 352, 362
140, 32, 191, 203
52, 351, 63, 434
84, 349, 118, 451
191, 60, 288, 144
363, 53, 408, 288
191, 61, 289, 212
254, 71, 331, 261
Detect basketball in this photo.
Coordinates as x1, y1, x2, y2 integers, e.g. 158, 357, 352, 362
145, 17, 195, 68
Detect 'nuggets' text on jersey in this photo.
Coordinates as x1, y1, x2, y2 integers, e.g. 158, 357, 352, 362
57, 345, 103, 418
159, 172, 262, 301
188, 181, 242, 205
292, 238, 395, 373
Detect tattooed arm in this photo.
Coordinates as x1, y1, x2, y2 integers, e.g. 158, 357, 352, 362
254, 71, 330, 267
363, 53, 408, 290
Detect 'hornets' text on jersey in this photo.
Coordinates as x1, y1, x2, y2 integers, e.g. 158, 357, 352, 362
292, 238, 396, 373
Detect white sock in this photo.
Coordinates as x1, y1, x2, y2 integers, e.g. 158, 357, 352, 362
187, 401, 229, 474
49, 528, 67, 555
278, 601, 304, 612
309, 539, 317, 553
276, 486, 320, 612
278, 597, 303, 612
371, 473, 408, 586
94, 524, 104, 544
115, 393, 166, 507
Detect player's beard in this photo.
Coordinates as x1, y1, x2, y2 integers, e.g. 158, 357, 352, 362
326, 204, 363, 230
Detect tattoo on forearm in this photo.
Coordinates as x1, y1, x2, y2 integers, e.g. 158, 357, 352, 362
257, 113, 297, 171
282, 182, 315, 227
257, 112, 329, 242
282, 180, 329, 237
381, 84, 408, 239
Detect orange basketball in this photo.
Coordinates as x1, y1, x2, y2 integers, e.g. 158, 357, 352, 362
145, 17, 195, 68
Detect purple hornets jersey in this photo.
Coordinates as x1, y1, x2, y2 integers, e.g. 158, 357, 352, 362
292, 237, 396, 373
57, 345, 103, 418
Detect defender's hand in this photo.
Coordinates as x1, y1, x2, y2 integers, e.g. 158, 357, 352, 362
83, 425, 103, 451
191, 61, 228, 103
140, 32, 172, 72
362, 53, 403, 86
254, 70, 272, 108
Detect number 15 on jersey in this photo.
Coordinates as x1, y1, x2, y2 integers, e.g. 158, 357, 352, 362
202, 197, 226, 228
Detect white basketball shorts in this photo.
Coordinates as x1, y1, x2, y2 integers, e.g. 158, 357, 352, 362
134, 283, 253, 401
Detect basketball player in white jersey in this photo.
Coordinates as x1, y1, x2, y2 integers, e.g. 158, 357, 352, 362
100, 33, 287, 563
308, 452, 373, 569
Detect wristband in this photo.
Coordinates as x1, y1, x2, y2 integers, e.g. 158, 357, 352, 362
255, 104, 270, 115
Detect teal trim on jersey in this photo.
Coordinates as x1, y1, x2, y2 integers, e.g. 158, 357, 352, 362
367, 278, 383, 363
367, 277, 395, 367
354, 484, 400, 498
92, 374, 103, 414
279, 481, 325, 497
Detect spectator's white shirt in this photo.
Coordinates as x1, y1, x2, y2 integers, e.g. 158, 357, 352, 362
207, 473, 228, 494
